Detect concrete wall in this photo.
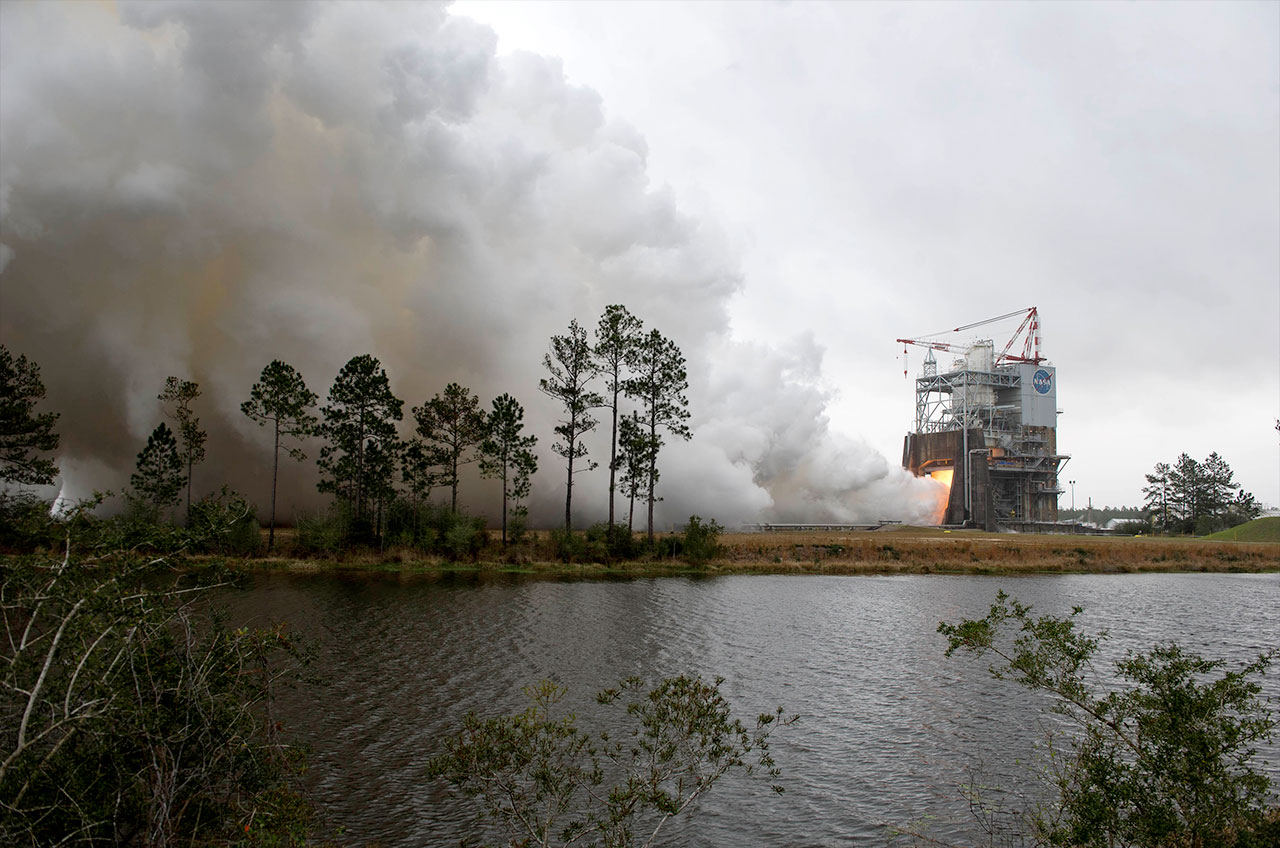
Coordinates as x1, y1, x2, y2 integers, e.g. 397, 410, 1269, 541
903, 428, 992, 528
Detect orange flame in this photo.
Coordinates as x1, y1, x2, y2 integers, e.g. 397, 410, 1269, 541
928, 469, 953, 525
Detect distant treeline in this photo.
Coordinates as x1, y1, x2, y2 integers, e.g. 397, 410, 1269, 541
1060, 450, 1261, 537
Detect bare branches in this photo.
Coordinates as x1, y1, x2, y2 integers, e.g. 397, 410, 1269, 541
1, 552, 311, 845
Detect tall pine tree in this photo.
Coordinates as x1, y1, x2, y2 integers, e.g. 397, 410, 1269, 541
625, 329, 691, 544
594, 305, 642, 527
241, 360, 319, 551
412, 383, 486, 513
540, 320, 603, 532
0, 345, 60, 486
317, 354, 403, 539
478, 394, 538, 545
158, 377, 206, 522
131, 422, 185, 513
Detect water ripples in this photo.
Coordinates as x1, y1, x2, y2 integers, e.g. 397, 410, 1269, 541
225, 571, 1280, 846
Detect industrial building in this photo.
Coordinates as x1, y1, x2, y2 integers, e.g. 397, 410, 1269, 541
899, 307, 1067, 531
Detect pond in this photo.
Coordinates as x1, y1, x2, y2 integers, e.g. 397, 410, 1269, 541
226, 571, 1280, 846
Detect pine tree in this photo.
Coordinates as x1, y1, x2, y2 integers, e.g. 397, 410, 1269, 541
158, 377, 207, 522
131, 422, 185, 512
540, 320, 603, 532
594, 305, 642, 528
1167, 453, 1201, 533
412, 383, 486, 513
625, 329, 691, 544
317, 355, 403, 538
1146, 452, 1256, 535
1142, 462, 1171, 533
0, 345, 60, 486
400, 438, 442, 508
1199, 452, 1241, 521
617, 411, 657, 533
241, 360, 319, 551
478, 394, 538, 545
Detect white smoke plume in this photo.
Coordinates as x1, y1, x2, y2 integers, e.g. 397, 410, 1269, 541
0, 1, 942, 527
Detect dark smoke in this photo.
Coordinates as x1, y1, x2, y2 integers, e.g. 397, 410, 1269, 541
0, 1, 942, 527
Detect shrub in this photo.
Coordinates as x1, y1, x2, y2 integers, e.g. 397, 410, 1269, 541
655, 533, 683, 560
0, 490, 59, 552
188, 485, 260, 556
1111, 519, 1151, 536
442, 512, 487, 561
1195, 514, 1223, 537
604, 522, 640, 560
551, 527, 591, 563
72, 494, 193, 557
384, 497, 438, 550
939, 591, 1279, 847
429, 676, 795, 848
507, 506, 529, 545
294, 504, 354, 557
583, 521, 640, 563
0, 549, 312, 845
680, 514, 724, 566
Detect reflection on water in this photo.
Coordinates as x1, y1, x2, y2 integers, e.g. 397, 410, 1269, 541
225, 572, 1280, 847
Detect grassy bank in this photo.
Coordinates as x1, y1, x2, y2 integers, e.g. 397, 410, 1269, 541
242, 525, 1280, 577
1203, 515, 1280, 543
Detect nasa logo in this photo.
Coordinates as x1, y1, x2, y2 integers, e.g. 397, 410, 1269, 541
1033, 369, 1053, 395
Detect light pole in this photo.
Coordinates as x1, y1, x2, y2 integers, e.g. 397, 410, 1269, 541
1069, 480, 1076, 512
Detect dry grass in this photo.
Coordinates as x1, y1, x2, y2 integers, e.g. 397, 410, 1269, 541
712, 526, 1280, 575
242, 524, 1279, 576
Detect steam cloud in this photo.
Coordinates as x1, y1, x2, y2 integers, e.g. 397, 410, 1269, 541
0, 1, 942, 527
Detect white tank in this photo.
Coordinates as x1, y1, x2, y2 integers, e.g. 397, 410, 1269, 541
965, 341, 994, 372
950, 341, 995, 418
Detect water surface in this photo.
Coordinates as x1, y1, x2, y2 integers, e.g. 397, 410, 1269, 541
227, 572, 1280, 846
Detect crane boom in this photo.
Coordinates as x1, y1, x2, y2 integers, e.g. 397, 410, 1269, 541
897, 306, 1043, 378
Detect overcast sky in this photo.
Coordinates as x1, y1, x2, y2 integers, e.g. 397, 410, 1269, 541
455, 0, 1280, 510
1, 0, 1276, 523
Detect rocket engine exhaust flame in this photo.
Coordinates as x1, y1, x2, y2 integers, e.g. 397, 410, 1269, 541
927, 469, 953, 525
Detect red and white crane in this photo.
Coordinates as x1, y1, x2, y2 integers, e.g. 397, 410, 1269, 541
896, 306, 1043, 377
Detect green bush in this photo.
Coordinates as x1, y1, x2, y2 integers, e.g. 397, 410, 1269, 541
430, 676, 794, 848
655, 533, 683, 559
1195, 514, 1223, 537
551, 527, 591, 563
587, 521, 645, 563
1, 551, 312, 845
507, 506, 529, 545
680, 515, 723, 565
939, 592, 1279, 847
384, 497, 436, 549
71, 494, 193, 557
442, 512, 487, 561
604, 522, 640, 560
294, 504, 353, 557
188, 486, 260, 556
0, 490, 59, 552
1111, 519, 1151, 536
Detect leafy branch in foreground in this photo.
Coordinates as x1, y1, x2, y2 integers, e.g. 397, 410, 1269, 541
937, 591, 1279, 848
429, 675, 796, 848
1, 539, 313, 846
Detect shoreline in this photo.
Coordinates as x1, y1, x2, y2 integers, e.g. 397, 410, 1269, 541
232, 527, 1280, 578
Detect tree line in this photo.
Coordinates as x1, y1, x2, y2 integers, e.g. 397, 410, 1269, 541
1142, 452, 1260, 536
0, 304, 693, 554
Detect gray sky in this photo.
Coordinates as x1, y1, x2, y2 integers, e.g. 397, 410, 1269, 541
456, 0, 1280, 510
1, 0, 1276, 522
